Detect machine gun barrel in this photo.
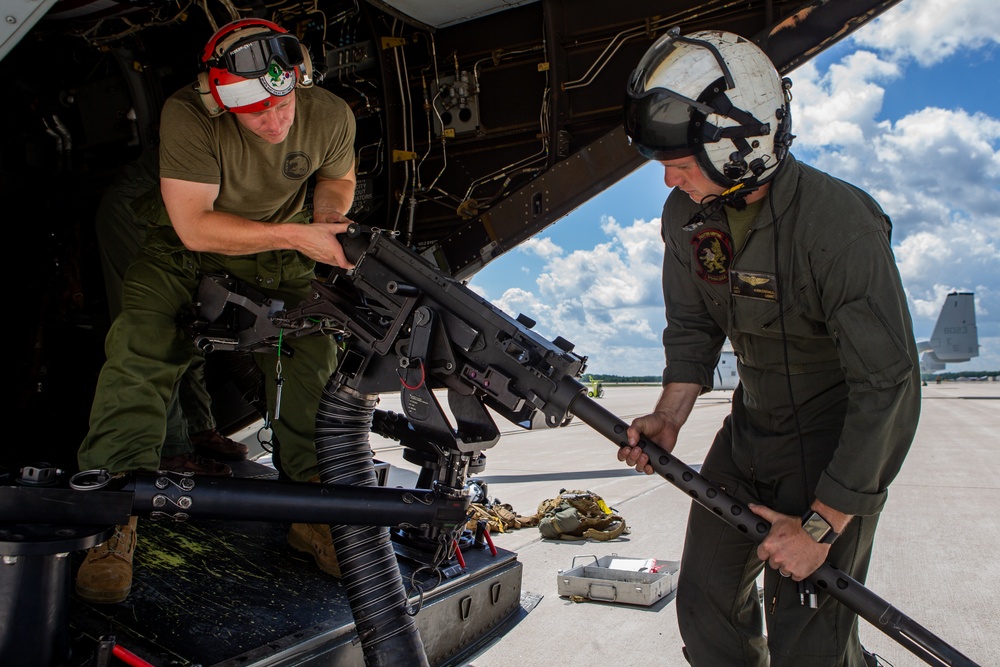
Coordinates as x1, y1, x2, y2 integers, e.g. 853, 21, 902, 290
568, 394, 980, 667
3, 472, 469, 531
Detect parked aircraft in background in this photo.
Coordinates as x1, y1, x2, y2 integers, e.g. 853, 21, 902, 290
917, 292, 979, 373
715, 350, 739, 391
711, 292, 979, 390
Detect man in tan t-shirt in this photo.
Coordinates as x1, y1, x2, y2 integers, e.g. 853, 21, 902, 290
76, 18, 357, 604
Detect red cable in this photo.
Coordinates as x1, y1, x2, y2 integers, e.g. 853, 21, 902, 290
452, 539, 466, 568
483, 526, 498, 556
398, 358, 425, 390
112, 644, 155, 667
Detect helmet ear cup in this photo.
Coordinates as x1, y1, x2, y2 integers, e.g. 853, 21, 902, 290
772, 82, 795, 162
195, 71, 226, 117
724, 152, 748, 180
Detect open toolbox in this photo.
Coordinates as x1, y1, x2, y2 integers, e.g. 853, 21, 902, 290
557, 554, 679, 606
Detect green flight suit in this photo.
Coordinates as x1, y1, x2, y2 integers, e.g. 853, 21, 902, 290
659, 155, 921, 666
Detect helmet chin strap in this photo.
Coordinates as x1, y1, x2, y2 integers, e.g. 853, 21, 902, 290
682, 175, 761, 232
680, 153, 788, 233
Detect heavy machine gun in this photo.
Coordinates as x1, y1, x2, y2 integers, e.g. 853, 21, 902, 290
190, 224, 588, 454
188, 224, 976, 667
2, 226, 977, 667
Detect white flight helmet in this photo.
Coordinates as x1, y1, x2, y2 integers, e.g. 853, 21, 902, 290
624, 27, 794, 188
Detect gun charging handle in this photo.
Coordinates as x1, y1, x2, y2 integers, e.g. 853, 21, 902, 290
337, 222, 387, 269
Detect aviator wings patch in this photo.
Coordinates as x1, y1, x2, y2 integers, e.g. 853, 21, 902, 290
730, 269, 778, 301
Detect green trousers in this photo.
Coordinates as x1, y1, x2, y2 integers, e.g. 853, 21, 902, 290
79, 225, 339, 482
676, 412, 879, 667
94, 152, 215, 456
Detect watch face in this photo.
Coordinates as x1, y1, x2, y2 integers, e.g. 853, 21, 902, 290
802, 512, 832, 542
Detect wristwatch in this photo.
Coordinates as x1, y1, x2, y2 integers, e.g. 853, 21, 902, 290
801, 510, 840, 544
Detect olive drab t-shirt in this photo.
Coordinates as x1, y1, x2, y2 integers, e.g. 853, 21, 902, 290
158, 84, 355, 223
724, 198, 764, 253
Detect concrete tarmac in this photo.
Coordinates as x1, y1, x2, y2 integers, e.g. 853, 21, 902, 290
366, 382, 999, 667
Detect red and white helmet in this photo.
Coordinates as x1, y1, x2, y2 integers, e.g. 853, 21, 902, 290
201, 19, 311, 114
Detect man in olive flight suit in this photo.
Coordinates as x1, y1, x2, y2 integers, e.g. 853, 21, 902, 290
617, 29, 920, 666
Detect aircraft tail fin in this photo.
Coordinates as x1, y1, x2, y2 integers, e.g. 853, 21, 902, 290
917, 292, 979, 369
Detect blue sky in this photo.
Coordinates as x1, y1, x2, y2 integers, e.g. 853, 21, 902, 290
469, 0, 1000, 376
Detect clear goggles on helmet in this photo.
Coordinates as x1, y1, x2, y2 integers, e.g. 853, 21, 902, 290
213, 32, 304, 78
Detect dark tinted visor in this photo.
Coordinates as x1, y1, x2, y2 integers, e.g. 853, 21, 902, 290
222, 33, 304, 77
623, 88, 715, 161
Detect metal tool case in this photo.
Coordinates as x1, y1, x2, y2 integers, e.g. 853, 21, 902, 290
557, 555, 679, 606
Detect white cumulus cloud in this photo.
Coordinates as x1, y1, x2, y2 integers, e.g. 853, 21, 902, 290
493, 217, 668, 375
851, 0, 1000, 67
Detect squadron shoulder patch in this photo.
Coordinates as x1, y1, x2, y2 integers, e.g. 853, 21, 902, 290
691, 229, 731, 284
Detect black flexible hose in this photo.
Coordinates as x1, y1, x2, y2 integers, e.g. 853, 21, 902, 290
216, 351, 268, 417
315, 383, 429, 667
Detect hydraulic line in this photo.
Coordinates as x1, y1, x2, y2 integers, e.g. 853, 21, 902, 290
315, 384, 429, 667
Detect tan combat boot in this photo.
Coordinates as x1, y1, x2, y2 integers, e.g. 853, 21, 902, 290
75, 516, 138, 604
288, 523, 342, 578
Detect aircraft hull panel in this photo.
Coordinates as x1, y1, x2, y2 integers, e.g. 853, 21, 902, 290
66, 517, 523, 666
